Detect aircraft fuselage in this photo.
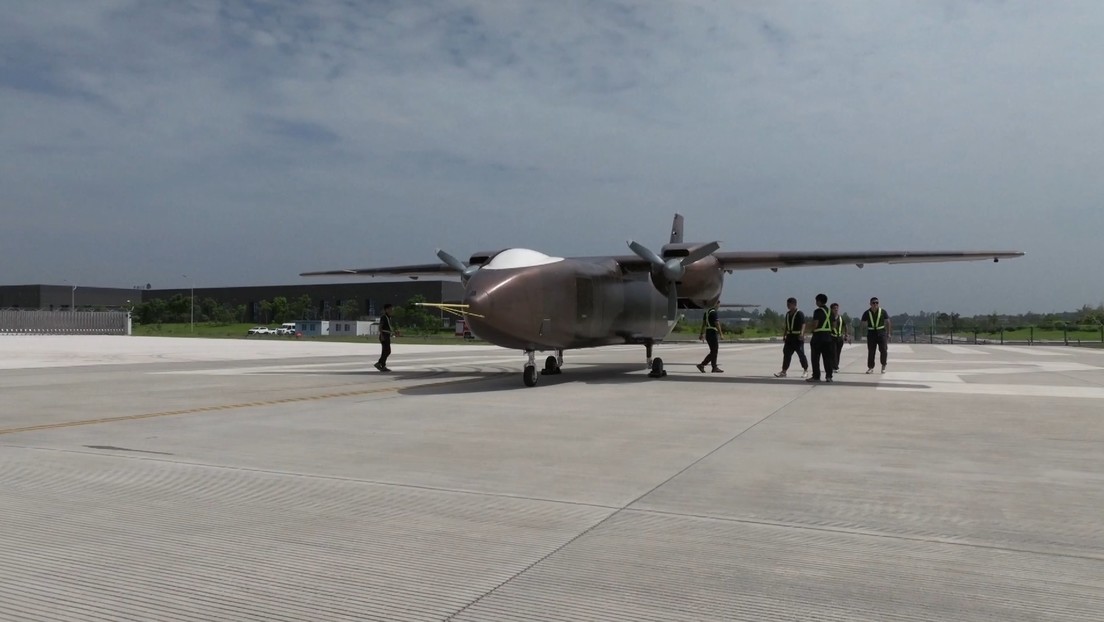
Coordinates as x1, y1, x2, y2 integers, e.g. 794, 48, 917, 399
463, 250, 719, 351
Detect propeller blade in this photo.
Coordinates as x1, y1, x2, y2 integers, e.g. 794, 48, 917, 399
436, 249, 467, 273
627, 240, 665, 268
681, 241, 720, 266
667, 280, 678, 321
436, 249, 480, 280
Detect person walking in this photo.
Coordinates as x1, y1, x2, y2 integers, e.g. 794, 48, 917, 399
697, 301, 724, 373
859, 297, 891, 374
374, 304, 399, 372
774, 297, 808, 377
806, 293, 835, 383
829, 302, 849, 371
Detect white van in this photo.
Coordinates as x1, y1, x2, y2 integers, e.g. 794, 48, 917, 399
277, 322, 298, 335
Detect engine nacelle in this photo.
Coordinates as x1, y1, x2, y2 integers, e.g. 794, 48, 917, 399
648, 252, 723, 307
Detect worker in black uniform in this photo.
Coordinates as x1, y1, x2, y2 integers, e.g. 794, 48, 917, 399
374, 303, 399, 372
859, 296, 891, 374
774, 297, 808, 378
696, 301, 724, 373
806, 293, 835, 383
829, 302, 849, 371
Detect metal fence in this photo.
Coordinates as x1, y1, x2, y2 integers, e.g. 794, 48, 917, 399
0, 310, 132, 335
887, 324, 1104, 346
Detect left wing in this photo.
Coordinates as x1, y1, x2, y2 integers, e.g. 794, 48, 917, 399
300, 263, 457, 279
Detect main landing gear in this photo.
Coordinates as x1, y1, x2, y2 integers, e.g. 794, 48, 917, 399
645, 341, 666, 378
520, 346, 665, 386
543, 351, 563, 376
523, 350, 564, 387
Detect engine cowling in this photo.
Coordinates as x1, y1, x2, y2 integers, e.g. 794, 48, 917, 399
650, 244, 723, 307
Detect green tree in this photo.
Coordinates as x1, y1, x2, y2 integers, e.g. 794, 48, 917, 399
258, 300, 273, 324
340, 299, 360, 320
166, 294, 191, 323
208, 303, 235, 325
134, 298, 167, 324
288, 295, 313, 321
199, 297, 222, 322
403, 295, 439, 336
271, 297, 289, 323
760, 307, 783, 334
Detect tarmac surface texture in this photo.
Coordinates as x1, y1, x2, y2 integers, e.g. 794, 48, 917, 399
2, 335, 1103, 621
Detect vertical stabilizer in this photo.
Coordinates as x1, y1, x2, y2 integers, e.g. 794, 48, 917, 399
669, 213, 684, 244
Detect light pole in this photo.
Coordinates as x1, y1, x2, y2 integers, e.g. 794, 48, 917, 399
182, 274, 194, 333
71, 285, 76, 310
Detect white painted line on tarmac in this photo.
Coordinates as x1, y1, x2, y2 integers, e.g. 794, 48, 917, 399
986, 346, 1069, 356
933, 345, 988, 355
880, 382, 1104, 400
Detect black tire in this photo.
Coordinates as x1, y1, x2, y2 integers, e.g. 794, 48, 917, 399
544, 355, 559, 374
523, 365, 538, 387
649, 357, 665, 378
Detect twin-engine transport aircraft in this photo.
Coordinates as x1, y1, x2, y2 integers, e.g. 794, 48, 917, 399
302, 214, 1023, 387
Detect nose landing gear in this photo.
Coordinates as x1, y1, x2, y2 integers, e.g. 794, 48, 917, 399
523, 350, 538, 387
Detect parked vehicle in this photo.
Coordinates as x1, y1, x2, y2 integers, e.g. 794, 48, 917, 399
247, 326, 273, 335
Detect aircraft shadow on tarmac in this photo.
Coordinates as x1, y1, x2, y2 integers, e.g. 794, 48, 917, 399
394, 365, 931, 395
255, 365, 929, 395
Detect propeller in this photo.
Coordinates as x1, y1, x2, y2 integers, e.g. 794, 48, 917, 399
627, 240, 720, 320
436, 249, 481, 282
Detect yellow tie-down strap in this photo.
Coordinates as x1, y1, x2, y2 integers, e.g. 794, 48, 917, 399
414, 302, 485, 319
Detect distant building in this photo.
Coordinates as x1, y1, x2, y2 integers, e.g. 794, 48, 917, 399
328, 320, 376, 337
0, 281, 464, 324
296, 320, 329, 337
0, 284, 141, 311
145, 281, 464, 323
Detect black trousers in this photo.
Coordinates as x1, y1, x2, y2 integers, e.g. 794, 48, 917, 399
810, 333, 836, 380
377, 338, 391, 366
866, 332, 888, 368
781, 335, 808, 371
700, 331, 719, 369
835, 339, 845, 368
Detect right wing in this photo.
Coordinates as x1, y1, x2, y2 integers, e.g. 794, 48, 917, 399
712, 250, 1025, 271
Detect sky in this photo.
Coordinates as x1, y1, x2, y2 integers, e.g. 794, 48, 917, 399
3, 1, 1102, 316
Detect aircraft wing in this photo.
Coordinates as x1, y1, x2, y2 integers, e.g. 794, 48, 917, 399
302, 249, 1025, 278
299, 263, 457, 279
712, 250, 1024, 271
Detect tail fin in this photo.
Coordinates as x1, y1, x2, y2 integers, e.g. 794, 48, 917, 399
669, 213, 684, 244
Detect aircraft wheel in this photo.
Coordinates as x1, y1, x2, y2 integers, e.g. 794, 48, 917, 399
543, 355, 560, 375
523, 365, 538, 387
649, 357, 666, 378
